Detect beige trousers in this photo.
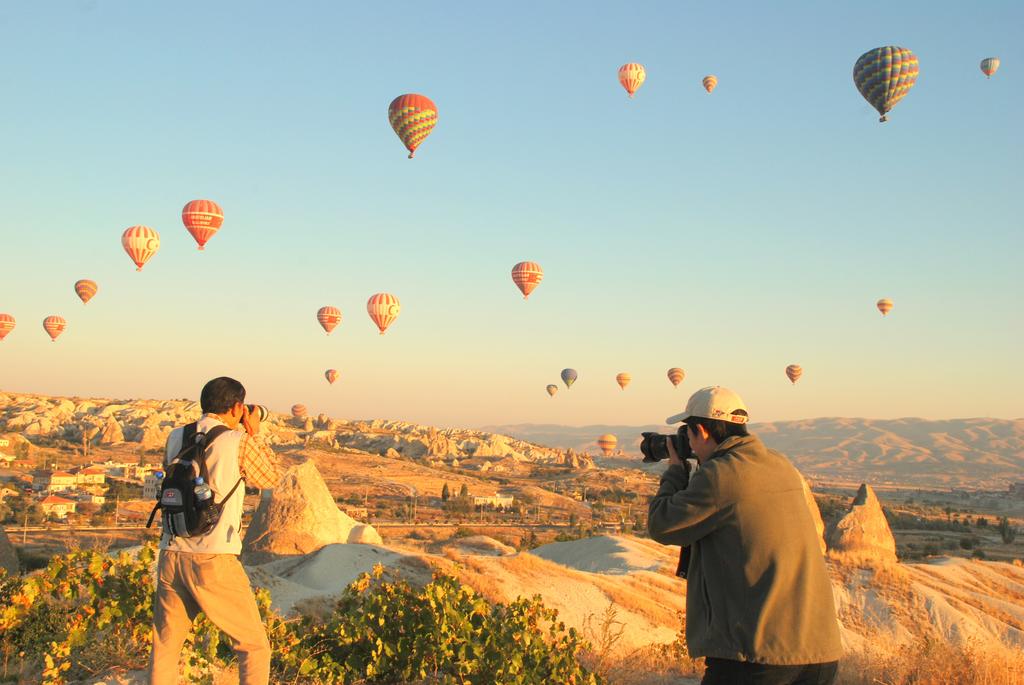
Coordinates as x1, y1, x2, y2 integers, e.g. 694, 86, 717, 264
149, 550, 271, 685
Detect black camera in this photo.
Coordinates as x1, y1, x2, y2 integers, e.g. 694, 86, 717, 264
640, 426, 691, 463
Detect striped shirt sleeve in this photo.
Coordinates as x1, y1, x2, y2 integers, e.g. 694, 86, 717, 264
238, 434, 280, 489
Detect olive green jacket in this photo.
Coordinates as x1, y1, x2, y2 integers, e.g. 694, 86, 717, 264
648, 434, 842, 665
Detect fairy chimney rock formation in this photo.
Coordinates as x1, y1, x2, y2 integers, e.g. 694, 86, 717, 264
242, 459, 382, 564
96, 416, 125, 445
826, 483, 898, 565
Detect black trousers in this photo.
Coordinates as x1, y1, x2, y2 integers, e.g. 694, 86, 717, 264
701, 658, 839, 685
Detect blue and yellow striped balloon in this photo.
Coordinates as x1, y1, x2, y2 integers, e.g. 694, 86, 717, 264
853, 46, 919, 122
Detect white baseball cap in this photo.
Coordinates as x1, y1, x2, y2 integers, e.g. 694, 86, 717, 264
666, 386, 750, 425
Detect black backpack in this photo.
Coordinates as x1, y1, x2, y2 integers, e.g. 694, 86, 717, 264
146, 422, 243, 539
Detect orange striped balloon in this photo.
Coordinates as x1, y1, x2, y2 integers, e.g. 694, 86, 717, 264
291, 404, 307, 418
511, 261, 544, 300
316, 306, 342, 334
785, 364, 803, 385
618, 63, 646, 98
367, 293, 400, 335
616, 372, 632, 390
702, 75, 718, 93
388, 94, 438, 159
667, 367, 685, 387
597, 434, 618, 456
121, 225, 160, 271
0, 314, 15, 341
182, 199, 224, 250
325, 369, 339, 385
546, 384, 558, 397
43, 315, 67, 342
74, 279, 98, 304
876, 298, 894, 316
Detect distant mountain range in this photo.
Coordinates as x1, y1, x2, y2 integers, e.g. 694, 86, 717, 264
481, 418, 1024, 489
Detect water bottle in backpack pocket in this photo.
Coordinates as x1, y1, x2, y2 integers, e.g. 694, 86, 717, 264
146, 423, 243, 539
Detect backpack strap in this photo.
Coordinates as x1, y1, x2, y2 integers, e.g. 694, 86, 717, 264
216, 477, 246, 507
193, 424, 232, 482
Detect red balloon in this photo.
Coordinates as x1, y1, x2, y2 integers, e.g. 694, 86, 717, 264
182, 199, 224, 250
317, 306, 342, 335
511, 262, 544, 300
43, 315, 67, 342
0, 314, 15, 341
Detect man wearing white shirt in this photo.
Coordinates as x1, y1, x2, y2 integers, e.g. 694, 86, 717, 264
149, 377, 280, 685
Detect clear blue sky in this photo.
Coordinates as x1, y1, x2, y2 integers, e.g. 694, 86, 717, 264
0, 1, 1021, 427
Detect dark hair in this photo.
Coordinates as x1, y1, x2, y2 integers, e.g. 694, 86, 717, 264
200, 377, 246, 414
685, 410, 749, 444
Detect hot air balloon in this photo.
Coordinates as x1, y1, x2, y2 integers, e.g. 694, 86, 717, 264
616, 372, 632, 390
546, 384, 558, 397
325, 369, 339, 385
367, 293, 400, 335
980, 58, 1000, 79
618, 63, 646, 98
876, 298, 894, 316
74, 280, 98, 304
43, 316, 67, 342
291, 404, 307, 418
511, 262, 544, 300
0, 314, 15, 341
316, 306, 342, 335
122, 225, 160, 271
597, 434, 618, 456
702, 75, 718, 93
785, 364, 803, 385
853, 46, 919, 122
388, 94, 437, 159
182, 199, 224, 250
561, 368, 578, 389
667, 367, 685, 387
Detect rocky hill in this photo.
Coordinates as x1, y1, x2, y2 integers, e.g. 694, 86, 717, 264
483, 418, 1024, 488
0, 390, 593, 470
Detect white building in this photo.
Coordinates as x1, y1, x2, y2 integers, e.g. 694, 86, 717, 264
143, 472, 163, 500
473, 493, 515, 508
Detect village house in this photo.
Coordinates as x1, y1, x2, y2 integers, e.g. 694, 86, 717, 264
41, 494, 78, 519
473, 493, 515, 508
75, 467, 107, 485
74, 491, 107, 505
343, 506, 370, 521
10, 459, 33, 470
32, 470, 78, 493
0, 486, 20, 502
0, 454, 14, 465
142, 472, 162, 500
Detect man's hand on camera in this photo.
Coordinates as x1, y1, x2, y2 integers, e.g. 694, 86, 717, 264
241, 405, 261, 436
665, 438, 691, 479
666, 438, 684, 467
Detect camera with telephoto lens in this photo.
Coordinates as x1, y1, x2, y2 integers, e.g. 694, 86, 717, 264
639, 426, 691, 463
245, 404, 269, 422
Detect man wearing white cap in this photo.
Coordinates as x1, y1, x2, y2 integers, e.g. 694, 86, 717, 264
649, 386, 842, 685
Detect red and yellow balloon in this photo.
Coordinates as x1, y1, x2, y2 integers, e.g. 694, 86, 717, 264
388, 94, 437, 159
367, 293, 400, 335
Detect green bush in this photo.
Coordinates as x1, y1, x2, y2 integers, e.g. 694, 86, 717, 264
0, 544, 600, 685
